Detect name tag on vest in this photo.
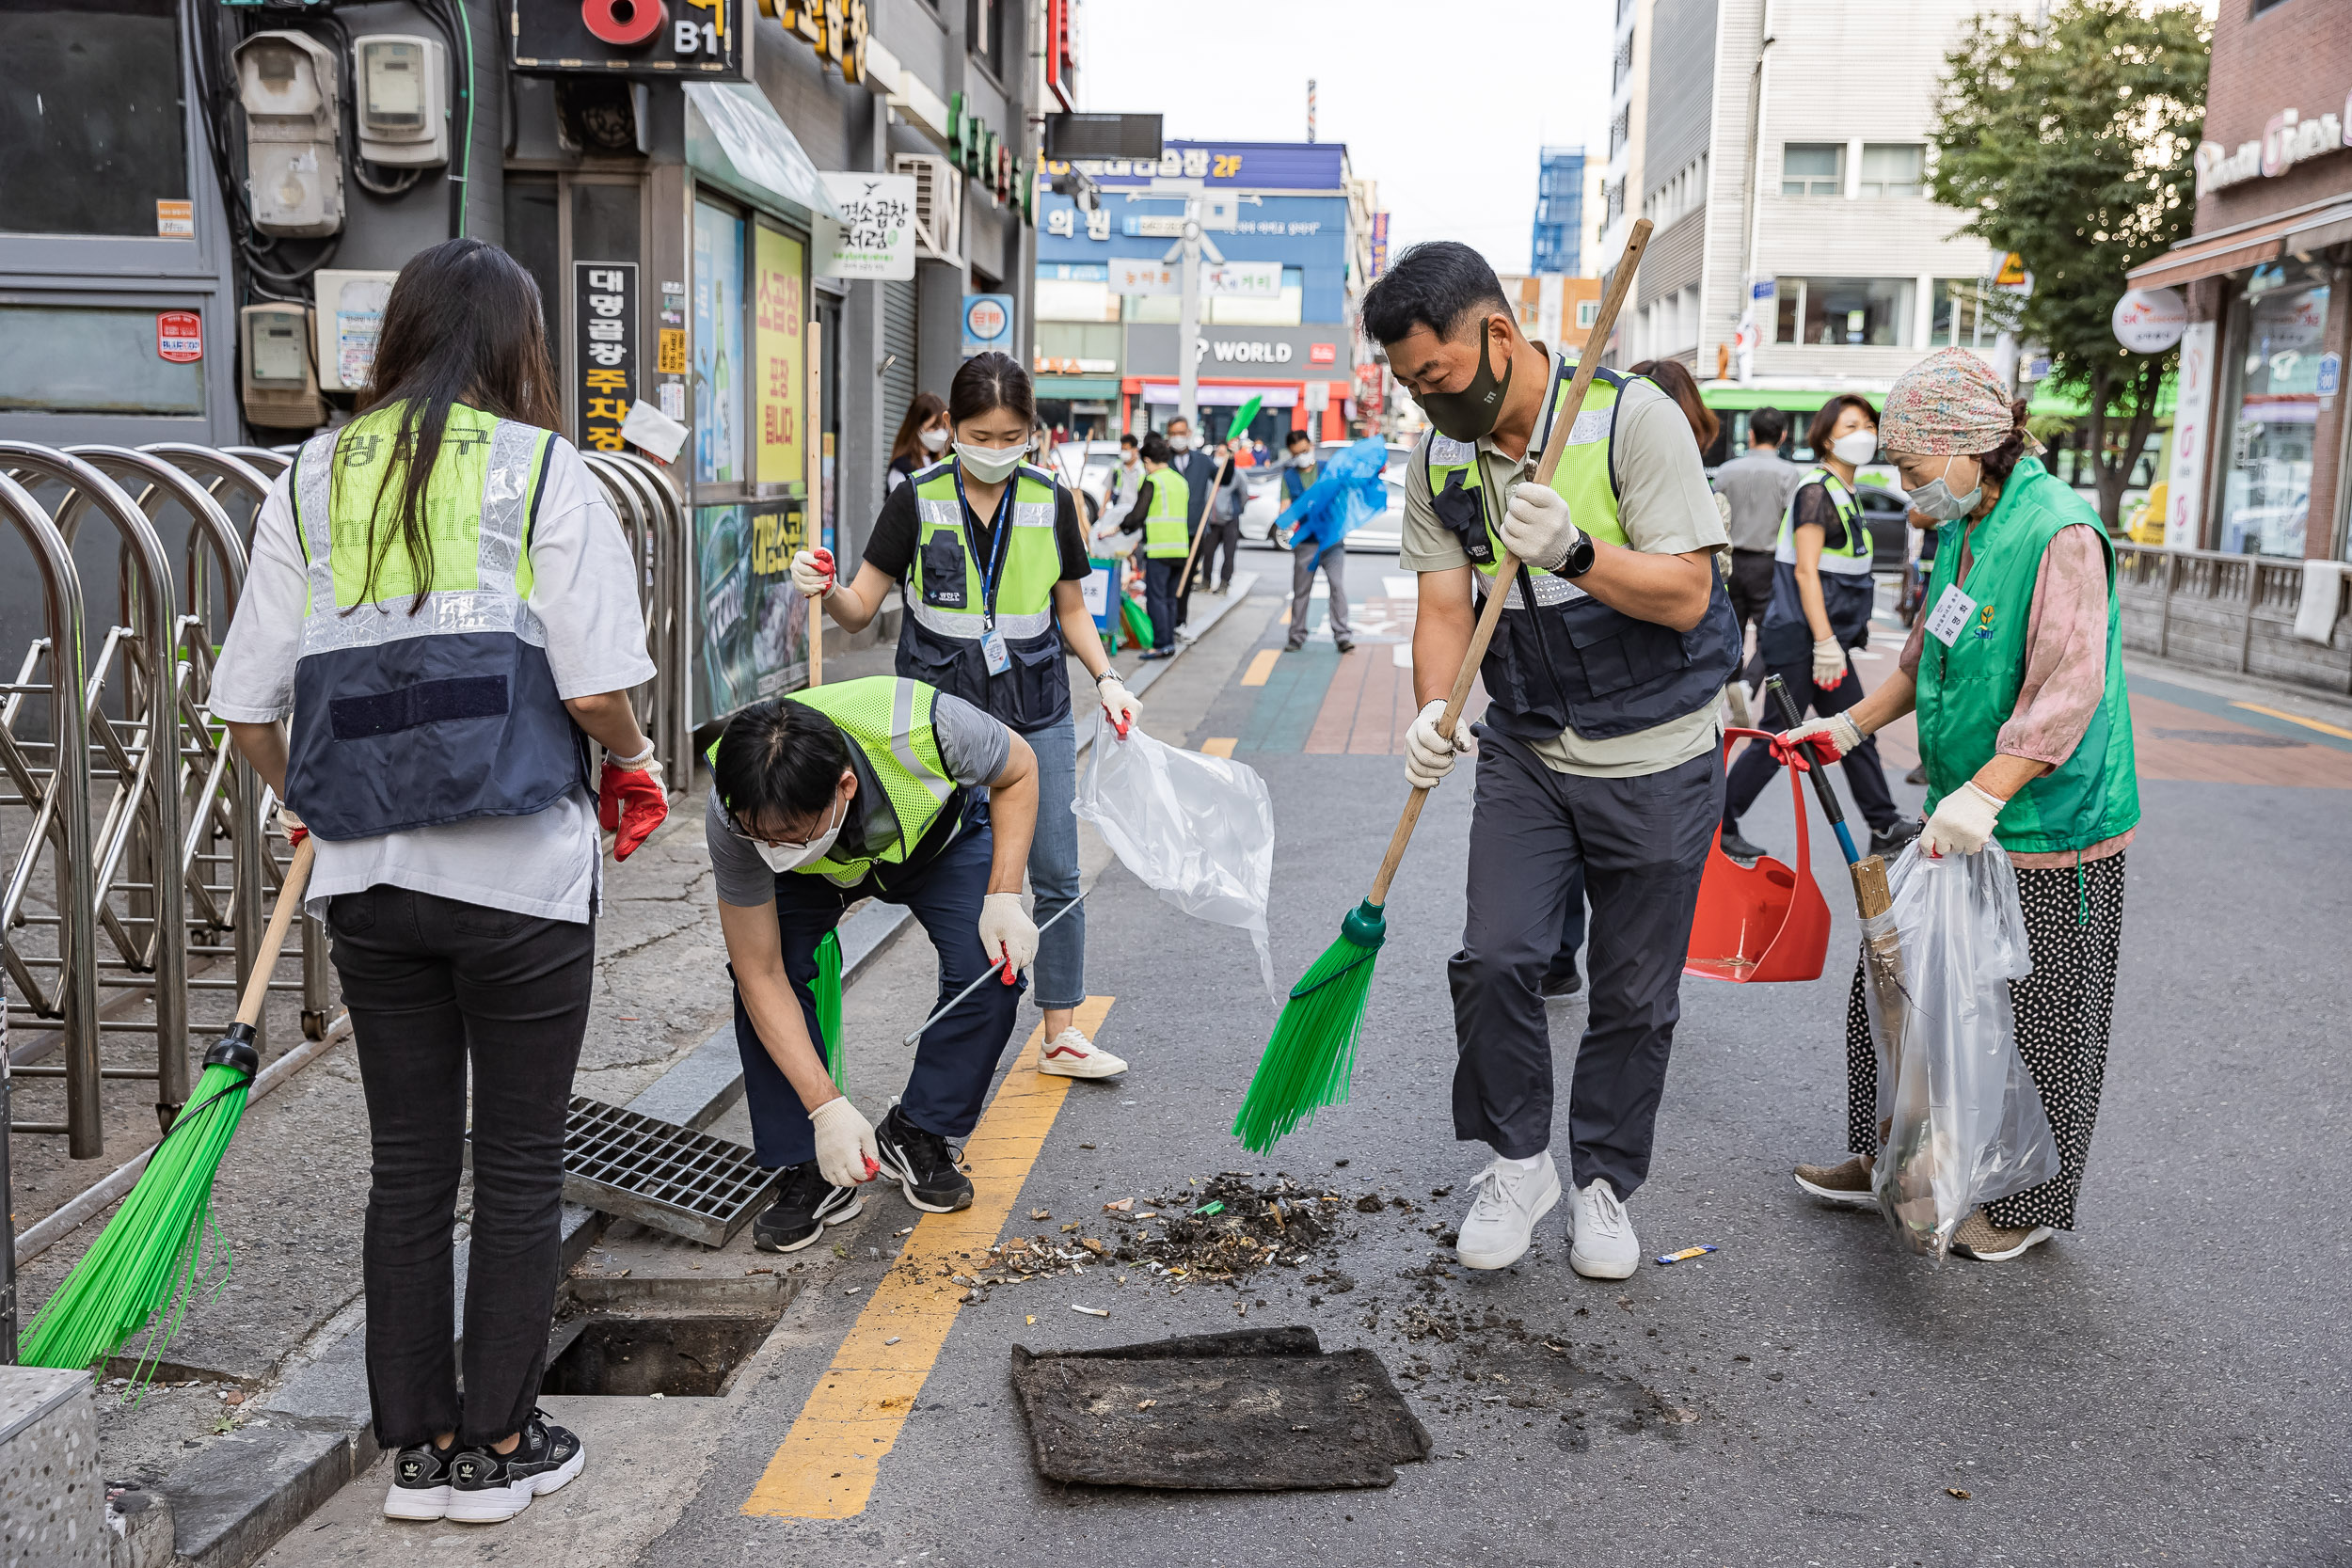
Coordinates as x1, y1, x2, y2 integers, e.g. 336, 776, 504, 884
1924, 582, 1978, 647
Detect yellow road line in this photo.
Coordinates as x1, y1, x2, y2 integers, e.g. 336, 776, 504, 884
741, 996, 1112, 1520
2233, 700, 2352, 741
1278, 606, 1292, 626
1200, 736, 1237, 758
1241, 648, 1280, 686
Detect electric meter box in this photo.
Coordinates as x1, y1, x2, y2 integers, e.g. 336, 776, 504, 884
241, 303, 326, 430
354, 34, 449, 167
313, 269, 401, 393
233, 30, 343, 237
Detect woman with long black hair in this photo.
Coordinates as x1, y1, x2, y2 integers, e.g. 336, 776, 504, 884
791, 353, 1139, 1086
211, 237, 666, 1524
885, 390, 951, 493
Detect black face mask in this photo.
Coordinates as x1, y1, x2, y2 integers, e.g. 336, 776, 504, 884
1412, 318, 1514, 442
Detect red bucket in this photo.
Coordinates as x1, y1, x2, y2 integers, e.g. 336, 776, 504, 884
1684, 727, 1831, 984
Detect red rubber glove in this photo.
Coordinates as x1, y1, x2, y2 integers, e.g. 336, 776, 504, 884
598, 755, 669, 860
276, 803, 308, 847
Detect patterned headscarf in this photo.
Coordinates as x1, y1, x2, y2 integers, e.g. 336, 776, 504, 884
1880, 347, 2043, 456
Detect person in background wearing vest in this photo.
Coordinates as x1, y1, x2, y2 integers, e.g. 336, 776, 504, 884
1116, 432, 1191, 659
1277, 427, 1355, 654
1366, 242, 1740, 1283
705, 678, 1041, 1245
1161, 415, 1239, 627
1108, 433, 1143, 511
1718, 395, 1918, 864
886, 391, 951, 494
792, 354, 1141, 1081
1783, 349, 2140, 1262
211, 239, 666, 1526
1712, 406, 1804, 685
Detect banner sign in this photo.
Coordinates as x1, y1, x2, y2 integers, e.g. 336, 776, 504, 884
696, 499, 811, 721
814, 171, 916, 279
962, 293, 1014, 357
753, 228, 806, 485
574, 261, 638, 453
1038, 140, 1345, 191
510, 0, 749, 80
1206, 261, 1282, 298
1110, 260, 1179, 296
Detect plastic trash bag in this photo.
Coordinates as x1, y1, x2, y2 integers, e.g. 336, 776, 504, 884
1862, 843, 2060, 1259
1073, 711, 1277, 992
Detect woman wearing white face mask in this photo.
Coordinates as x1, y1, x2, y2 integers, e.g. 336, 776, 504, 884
707, 678, 1042, 1246
789, 353, 1141, 1083
1720, 393, 1915, 864
1781, 347, 2140, 1262
885, 391, 951, 494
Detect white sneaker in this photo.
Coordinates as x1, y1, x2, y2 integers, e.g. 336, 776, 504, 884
1037, 1027, 1127, 1079
1567, 1178, 1640, 1280
1454, 1152, 1562, 1271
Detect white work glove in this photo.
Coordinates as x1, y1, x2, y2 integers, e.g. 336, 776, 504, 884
789, 546, 836, 599
977, 891, 1040, 975
1812, 637, 1849, 689
1096, 673, 1140, 738
1498, 482, 1582, 573
808, 1096, 879, 1188
1405, 698, 1470, 791
1782, 712, 1864, 763
1919, 780, 2005, 859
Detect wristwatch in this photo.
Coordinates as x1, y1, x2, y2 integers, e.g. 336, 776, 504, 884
1556, 530, 1598, 578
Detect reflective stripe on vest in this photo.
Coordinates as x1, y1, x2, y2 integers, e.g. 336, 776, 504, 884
907, 456, 1062, 641
1772, 469, 1873, 575
283, 404, 582, 841
1143, 468, 1191, 557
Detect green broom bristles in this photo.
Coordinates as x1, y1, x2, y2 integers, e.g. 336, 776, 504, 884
813, 927, 846, 1088
1232, 900, 1387, 1152
21, 1034, 261, 1378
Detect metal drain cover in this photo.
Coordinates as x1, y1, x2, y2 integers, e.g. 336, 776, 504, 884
563, 1096, 781, 1247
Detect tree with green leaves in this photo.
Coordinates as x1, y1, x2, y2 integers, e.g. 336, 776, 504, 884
1930, 0, 2210, 528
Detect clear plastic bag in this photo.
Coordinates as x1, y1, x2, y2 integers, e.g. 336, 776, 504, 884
1073, 711, 1277, 991
1862, 843, 2060, 1259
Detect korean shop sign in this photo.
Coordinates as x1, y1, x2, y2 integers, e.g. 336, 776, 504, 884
947, 91, 1023, 212
763, 0, 868, 85
2195, 97, 2350, 198
575, 261, 638, 452
814, 171, 916, 280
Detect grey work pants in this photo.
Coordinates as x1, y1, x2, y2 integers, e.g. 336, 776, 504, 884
1284, 541, 1350, 648
1446, 731, 1723, 1197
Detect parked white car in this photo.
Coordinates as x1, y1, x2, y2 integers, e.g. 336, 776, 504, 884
1241, 440, 1412, 552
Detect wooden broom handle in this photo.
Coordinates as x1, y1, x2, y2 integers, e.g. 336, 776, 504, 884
1366, 218, 1656, 907
234, 835, 315, 1029
807, 320, 824, 688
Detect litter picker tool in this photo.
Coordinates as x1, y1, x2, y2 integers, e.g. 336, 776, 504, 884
902, 894, 1089, 1046
22, 837, 316, 1375
1176, 393, 1263, 599
1232, 219, 1656, 1153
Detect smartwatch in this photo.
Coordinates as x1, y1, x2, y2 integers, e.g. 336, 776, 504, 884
1556, 531, 1598, 579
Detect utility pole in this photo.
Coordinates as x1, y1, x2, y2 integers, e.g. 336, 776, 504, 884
1307, 79, 1317, 144
1157, 182, 1222, 434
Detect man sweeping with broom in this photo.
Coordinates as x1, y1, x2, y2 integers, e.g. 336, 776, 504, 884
1364, 242, 1740, 1280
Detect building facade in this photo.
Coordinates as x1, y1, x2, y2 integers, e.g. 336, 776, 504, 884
1031, 140, 1375, 447
1532, 147, 1587, 276
2129, 0, 2352, 562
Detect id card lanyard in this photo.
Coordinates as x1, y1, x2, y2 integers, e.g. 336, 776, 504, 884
953, 461, 1017, 675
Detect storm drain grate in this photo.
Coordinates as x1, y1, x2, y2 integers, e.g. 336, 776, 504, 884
562, 1096, 781, 1248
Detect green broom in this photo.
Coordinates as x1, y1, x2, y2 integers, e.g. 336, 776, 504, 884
812, 927, 846, 1089
23, 838, 315, 1375
1232, 219, 1657, 1152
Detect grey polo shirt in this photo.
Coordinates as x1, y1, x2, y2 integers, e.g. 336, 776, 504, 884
1400, 369, 1729, 779
1713, 449, 1805, 552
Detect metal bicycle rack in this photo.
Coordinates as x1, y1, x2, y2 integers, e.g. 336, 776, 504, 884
584, 451, 694, 785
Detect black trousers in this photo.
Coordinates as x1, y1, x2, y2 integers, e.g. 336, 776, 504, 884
327, 885, 595, 1451
1145, 556, 1187, 651
1448, 734, 1722, 1197
1727, 548, 1775, 687
1193, 516, 1240, 591
1723, 652, 1899, 834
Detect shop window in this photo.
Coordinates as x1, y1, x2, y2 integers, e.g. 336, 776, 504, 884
1773, 277, 1915, 347
1781, 144, 1844, 198
0, 0, 188, 237
2218, 261, 2329, 557
692, 199, 747, 484
1859, 144, 1924, 198
0, 305, 205, 414
967, 0, 1004, 78
1931, 278, 1996, 348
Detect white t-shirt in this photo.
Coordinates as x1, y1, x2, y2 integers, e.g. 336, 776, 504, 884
210, 435, 659, 923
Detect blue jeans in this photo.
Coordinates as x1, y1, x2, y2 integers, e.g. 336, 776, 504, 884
1021, 712, 1085, 1011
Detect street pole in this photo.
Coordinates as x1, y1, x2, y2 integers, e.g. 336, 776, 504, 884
1177, 198, 1202, 433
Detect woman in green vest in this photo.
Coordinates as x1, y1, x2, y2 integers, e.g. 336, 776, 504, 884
1776, 348, 2139, 1262
790, 354, 1140, 1080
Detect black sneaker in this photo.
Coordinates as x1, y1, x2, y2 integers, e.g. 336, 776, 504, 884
446, 1411, 584, 1524
873, 1105, 974, 1213
1716, 826, 1771, 865
1538, 959, 1582, 999
754, 1160, 864, 1253
1335, 641, 1357, 654
383, 1438, 456, 1521
1868, 819, 1922, 858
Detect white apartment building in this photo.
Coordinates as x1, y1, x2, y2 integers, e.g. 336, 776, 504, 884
1615, 0, 2026, 398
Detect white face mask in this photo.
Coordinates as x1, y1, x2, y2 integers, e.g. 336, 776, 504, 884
1168, 434, 1192, 452
918, 425, 949, 452
1829, 431, 1879, 467
954, 441, 1025, 483
752, 789, 847, 873
1906, 455, 1983, 521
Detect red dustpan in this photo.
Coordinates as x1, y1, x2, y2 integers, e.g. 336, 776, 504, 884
1685, 727, 1831, 983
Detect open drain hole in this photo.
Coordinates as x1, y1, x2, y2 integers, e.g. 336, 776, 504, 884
542, 1314, 777, 1398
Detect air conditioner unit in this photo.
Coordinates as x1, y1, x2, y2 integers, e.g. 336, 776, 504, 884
893, 154, 961, 262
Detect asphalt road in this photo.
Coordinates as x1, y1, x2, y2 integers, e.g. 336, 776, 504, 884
618, 603, 2352, 1567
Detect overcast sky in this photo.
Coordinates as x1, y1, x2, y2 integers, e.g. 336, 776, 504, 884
1075, 0, 1617, 275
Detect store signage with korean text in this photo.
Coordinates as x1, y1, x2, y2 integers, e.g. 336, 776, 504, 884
2111, 287, 2186, 354
762, 0, 867, 84
1039, 141, 1346, 191
1204, 261, 1281, 298
695, 500, 810, 721
2195, 94, 2352, 198
813, 171, 915, 280
1110, 259, 1179, 296
156, 310, 203, 364
510, 0, 749, 79
962, 293, 1013, 358
1369, 212, 1390, 278
574, 262, 637, 452
754, 229, 806, 485
2166, 321, 2214, 549
947, 92, 1023, 211
1035, 356, 1118, 374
